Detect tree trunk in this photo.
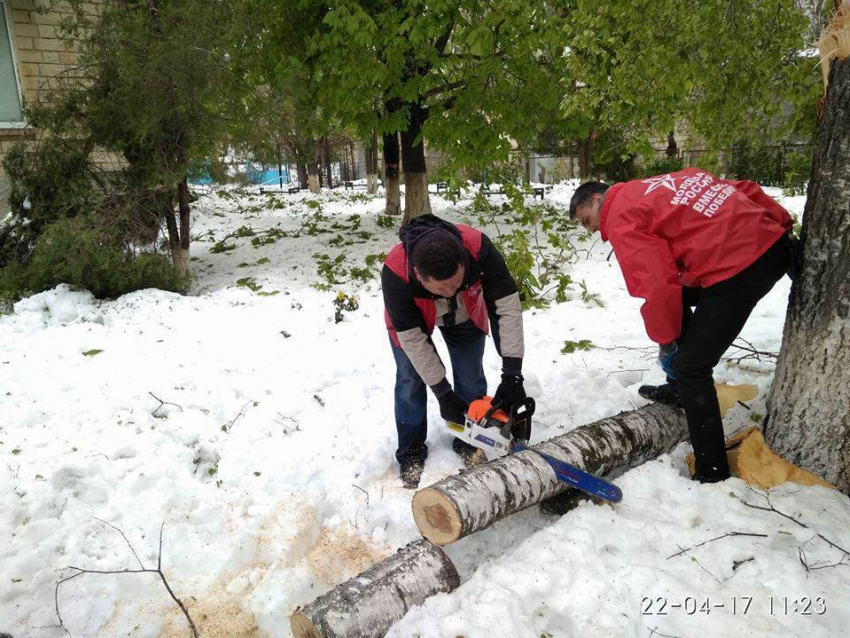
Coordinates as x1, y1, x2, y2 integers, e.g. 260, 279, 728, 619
290, 540, 459, 638
163, 195, 180, 269
366, 132, 379, 194
174, 177, 191, 275
323, 136, 333, 189
383, 132, 401, 215
297, 162, 308, 190
400, 103, 432, 225
666, 130, 678, 158
578, 136, 593, 180
765, 54, 850, 493
308, 142, 322, 194
413, 403, 687, 545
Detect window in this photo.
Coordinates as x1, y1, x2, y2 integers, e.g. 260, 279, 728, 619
1, 0, 24, 126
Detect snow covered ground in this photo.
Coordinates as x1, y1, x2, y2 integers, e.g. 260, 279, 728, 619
1, 183, 848, 638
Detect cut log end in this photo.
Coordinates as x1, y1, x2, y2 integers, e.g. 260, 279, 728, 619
412, 488, 462, 545
290, 612, 324, 638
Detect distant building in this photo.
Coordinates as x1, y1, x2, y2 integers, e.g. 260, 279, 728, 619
1, 0, 97, 210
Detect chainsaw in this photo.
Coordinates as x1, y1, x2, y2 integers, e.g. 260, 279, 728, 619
447, 396, 623, 503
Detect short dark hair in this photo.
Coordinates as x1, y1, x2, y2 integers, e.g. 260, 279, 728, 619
569, 181, 609, 219
411, 232, 466, 280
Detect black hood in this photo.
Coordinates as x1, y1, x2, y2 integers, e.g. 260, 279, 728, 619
398, 214, 479, 298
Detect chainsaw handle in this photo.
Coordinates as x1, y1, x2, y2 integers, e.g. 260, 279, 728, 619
510, 397, 535, 421
495, 397, 535, 440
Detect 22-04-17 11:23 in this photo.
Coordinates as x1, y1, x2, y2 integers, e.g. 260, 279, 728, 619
641, 595, 827, 616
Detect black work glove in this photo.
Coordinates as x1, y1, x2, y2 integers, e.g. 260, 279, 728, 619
433, 385, 469, 424
493, 372, 526, 410
431, 379, 469, 425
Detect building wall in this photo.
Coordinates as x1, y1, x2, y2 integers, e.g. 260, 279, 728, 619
1, 0, 98, 210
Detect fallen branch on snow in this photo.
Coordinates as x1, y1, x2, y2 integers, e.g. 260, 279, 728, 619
55, 520, 197, 638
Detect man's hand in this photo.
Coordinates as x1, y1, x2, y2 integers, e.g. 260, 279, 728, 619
434, 387, 469, 424
493, 372, 526, 410
658, 342, 678, 378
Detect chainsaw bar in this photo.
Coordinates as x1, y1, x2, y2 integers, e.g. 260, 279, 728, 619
513, 443, 623, 503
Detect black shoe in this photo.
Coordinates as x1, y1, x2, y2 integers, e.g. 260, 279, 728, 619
452, 438, 484, 468
638, 382, 681, 407
691, 472, 730, 484
399, 458, 425, 489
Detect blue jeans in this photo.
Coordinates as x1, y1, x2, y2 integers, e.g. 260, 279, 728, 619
390, 321, 487, 464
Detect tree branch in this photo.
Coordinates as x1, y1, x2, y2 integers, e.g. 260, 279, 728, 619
149, 392, 184, 417
55, 520, 198, 638
740, 489, 850, 557
667, 531, 768, 559
423, 79, 467, 100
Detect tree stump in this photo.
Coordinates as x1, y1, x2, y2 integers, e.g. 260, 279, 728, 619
290, 540, 459, 638
413, 403, 687, 545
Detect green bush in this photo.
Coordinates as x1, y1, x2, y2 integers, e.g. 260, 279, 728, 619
729, 139, 784, 185
0, 217, 185, 299
1, 139, 97, 268
692, 151, 725, 176
642, 156, 683, 177
783, 151, 811, 196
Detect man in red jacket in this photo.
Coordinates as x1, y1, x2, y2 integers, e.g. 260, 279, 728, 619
570, 168, 794, 483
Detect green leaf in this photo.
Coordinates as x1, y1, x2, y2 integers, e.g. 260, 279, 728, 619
82, 349, 103, 357
561, 340, 595, 354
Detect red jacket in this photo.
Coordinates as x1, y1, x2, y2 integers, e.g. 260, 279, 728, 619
600, 168, 793, 344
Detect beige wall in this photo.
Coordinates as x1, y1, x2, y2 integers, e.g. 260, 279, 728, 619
1, 0, 99, 209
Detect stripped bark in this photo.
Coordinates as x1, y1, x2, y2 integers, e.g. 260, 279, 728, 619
413, 403, 687, 545
290, 540, 459, 638
366, 131, 379, 194
383, 132, 401, 216
400, 102, 432, 225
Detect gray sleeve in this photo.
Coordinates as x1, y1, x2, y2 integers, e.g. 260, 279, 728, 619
493, 292, 525, 360
397, 327, 447, 387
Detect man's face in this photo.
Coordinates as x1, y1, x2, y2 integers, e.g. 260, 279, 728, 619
415, 264, 465, 298
575, 193, 602, 233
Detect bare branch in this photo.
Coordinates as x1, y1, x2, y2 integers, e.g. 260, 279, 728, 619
148, 392, 184, 417
93, 517, 145, 570
667, 531, 768, 559
352, 484, 370, 508
724, 338, 778, 364
740, 490, 850, 557
222, 400, 253, 432
55, 520, 198, 638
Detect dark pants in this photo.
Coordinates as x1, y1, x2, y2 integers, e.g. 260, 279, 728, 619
390, 321, 487, 464
672, 238, 791, 479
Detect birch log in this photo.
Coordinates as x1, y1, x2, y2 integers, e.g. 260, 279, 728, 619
290, 540, 459, 638
413, 403, 687, 545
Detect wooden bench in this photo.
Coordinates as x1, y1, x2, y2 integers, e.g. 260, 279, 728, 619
435, 181, 449, 194
532, 186, 545, 200
344, 181, 354, 190
287, 186, 301, 194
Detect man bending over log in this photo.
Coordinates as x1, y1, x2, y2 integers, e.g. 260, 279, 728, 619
382, 214, 526, 488
569, 169, 795, 483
